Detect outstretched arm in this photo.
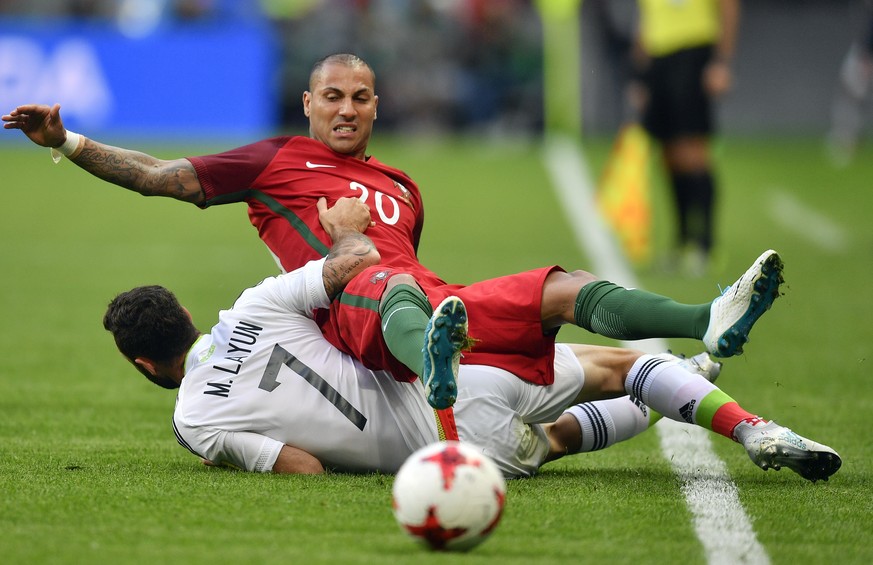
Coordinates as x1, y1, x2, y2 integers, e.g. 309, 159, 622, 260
2, 104, 205, 204
271, 445, 325, 474
202, 444, 325, 474
318, 196, 380, 300
705, 0, 741, 97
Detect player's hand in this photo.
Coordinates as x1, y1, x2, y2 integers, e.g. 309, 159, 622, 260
1, 103, 68, 148
317, 196, 375, 241
703, 60, 732, 97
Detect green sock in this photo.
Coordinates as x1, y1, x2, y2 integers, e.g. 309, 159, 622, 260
379, 284, 432, 376
574, 281, 710, 340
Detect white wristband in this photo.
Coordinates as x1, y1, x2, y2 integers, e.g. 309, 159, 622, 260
50, 131, 83, 164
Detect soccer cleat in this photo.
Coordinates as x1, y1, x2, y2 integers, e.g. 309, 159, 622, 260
736, 420, 842, 483
702, 249, 784, 358
676, 351, 722, 383
422, 296, 468, 410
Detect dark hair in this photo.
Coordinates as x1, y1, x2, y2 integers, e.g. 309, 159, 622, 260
103, 285, 199, 380
309, 53, 375, 89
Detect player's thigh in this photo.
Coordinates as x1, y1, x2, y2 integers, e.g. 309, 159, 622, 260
458, 344, 583, 422
453, 369, 550, 478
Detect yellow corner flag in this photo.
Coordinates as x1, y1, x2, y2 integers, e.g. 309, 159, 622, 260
597, 123, 653, 264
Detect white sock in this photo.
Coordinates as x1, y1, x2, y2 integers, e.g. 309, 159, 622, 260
625, 354, 719, 425
564, 396, 653, 453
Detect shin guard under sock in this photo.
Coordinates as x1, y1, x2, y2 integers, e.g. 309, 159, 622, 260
379, 284, 432, 376
574, 281, 710, 340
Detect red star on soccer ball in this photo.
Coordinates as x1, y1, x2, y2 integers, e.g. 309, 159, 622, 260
404, 506, 468, 550
423, 444, 481, 491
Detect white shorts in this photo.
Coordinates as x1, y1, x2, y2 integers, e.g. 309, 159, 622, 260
453, 344, 585, 478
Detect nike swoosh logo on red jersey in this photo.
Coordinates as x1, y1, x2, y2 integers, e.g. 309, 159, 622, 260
306, 161, 337, 169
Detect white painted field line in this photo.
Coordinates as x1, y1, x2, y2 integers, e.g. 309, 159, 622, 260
542, 135, 769, 565
768, 189, 849, 254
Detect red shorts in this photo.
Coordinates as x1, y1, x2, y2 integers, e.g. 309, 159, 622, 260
319, 265, 563, 385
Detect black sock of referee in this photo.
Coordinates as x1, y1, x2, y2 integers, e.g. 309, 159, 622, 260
671, 170, 716, 252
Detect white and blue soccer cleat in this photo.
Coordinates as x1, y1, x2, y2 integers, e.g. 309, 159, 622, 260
703, 249, 784, 358
736, 420, 842, 483
422, 296, 468, 410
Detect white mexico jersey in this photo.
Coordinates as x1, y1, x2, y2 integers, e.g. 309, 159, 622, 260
172, 258, 439, 473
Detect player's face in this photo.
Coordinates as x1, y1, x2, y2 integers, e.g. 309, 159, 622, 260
303, 62, 378, 160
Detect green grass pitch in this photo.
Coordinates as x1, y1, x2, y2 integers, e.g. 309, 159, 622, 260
0, 134, 870, 564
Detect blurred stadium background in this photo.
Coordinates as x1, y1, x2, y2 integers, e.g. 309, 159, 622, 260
1, 0, 870, 142
2, 2, 871, 564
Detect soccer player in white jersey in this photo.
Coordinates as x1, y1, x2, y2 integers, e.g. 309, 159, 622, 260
103, 197, 840, 481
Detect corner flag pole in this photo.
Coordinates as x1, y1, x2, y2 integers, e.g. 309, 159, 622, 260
535, 0, 584, 140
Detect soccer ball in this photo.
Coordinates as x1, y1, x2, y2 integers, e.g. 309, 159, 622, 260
391, 441, 506, 552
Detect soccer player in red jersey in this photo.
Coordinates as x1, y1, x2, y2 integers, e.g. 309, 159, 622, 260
4, 54, 780, 415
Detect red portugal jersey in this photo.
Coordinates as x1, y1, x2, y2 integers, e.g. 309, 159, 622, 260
188, 136, 442, 287
189, 136, 556, 385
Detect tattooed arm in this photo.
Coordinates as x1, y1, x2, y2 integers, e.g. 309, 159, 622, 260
72, 138, 203, 203
2, 103, 204, 204
318, 197, 380, 300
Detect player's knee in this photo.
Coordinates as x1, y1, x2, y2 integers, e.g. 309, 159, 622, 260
666, 138, 710, 172
545, 269, 599, 295
380, 274, 424, 311
541, 270, 599, 327
604, 348, 644, 395
385, 273, 419, 291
